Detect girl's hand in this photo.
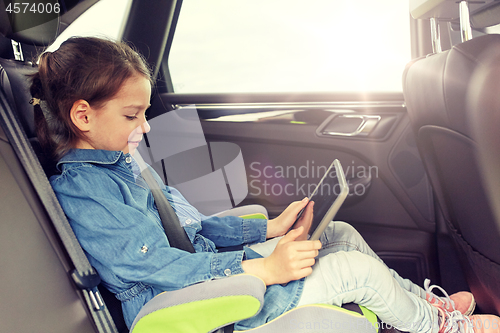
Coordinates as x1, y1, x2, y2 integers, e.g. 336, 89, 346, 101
293, 201, 314, 241
266, 197, 311, 239
242, 227, 322, 285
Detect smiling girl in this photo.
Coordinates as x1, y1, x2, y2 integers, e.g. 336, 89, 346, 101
32, 37, 498, 333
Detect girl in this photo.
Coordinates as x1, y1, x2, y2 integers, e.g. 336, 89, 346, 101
31, 36, 498, 333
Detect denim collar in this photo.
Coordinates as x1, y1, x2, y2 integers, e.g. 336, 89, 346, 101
57, 149, 129, 170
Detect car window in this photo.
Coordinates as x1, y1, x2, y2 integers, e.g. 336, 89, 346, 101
168, 0, 411, 93
46, 0, 132, 52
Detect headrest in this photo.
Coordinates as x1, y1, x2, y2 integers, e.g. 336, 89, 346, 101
0, 58, 38, 138
0, 1, 59, 46
403, 34, 500, 138
410, 0, 500, 29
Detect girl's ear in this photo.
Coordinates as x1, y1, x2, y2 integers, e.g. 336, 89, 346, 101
70, 100, 92, 132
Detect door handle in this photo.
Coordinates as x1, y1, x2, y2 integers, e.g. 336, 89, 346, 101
321, 115, 381, 137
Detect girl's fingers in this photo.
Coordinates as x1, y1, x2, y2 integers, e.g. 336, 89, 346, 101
280, 226, 305, 244
299, 200, 314, 219
293, 255, 317, 267
294, 202, 314, 241
291, 239, 322, 251
293, 197, 309, 212
296, 266, 314, 279
295, 249, 319, 261
300, 258, 317, 269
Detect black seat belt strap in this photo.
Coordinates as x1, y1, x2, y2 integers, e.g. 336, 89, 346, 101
140, 165, 196, 253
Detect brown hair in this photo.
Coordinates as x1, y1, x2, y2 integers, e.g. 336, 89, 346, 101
30, 37, 152, 162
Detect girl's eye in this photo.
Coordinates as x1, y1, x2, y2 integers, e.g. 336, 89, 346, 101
125, 115, 137, 120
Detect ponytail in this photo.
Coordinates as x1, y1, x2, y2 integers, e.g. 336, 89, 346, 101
30, 71, 57, 161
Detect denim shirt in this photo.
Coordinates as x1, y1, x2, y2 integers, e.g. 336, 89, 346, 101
50, 149, 303, 330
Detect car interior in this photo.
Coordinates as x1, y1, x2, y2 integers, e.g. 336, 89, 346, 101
1, 0, 499, 332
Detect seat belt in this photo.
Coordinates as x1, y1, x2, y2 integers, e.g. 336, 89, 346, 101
139, 164, 196, 254
0, 90, 118, 333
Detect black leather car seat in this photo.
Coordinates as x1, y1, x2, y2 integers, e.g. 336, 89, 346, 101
1, 7, 128, 333
468, 44, 500, 232
0, 58, 60, 174
403, 34, 500, 315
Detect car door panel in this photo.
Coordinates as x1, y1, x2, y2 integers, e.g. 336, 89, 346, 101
149, 92, 438, 284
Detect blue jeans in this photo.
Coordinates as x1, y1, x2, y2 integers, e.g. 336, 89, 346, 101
249, 222, 440, 333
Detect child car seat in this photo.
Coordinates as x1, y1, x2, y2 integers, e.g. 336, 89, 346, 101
0, 8, 381, 333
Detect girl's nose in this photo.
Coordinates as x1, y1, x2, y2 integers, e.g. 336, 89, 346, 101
140, 120, 151, 134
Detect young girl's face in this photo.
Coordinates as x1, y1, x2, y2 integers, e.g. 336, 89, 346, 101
76, 74, 151, 155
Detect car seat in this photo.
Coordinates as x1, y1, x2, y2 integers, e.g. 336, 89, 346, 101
467, 44, 500, 235
0, 7, 382, 333
403, 33, 500, 315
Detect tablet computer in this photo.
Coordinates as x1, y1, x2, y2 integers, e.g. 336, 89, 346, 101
292, 159, 349, 240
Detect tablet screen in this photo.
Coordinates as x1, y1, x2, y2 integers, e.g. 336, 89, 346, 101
292, 160, 343, 233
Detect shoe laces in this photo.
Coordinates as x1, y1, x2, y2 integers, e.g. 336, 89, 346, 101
440, 309, 474, 333
425, 278, 457, 311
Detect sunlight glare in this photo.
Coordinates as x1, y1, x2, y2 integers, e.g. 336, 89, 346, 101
169, 0, 411, 93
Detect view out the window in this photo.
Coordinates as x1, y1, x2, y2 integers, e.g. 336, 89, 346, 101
46, 0, 131, 52
168, 0, 411, 93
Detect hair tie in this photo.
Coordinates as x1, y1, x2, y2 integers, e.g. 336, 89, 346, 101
29, 98, 41, 106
